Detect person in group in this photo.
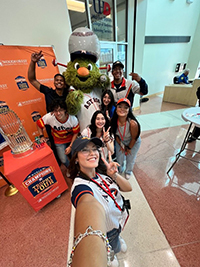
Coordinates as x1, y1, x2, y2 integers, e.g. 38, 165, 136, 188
188, 86, 200, 142
28, 50, 69, 111
111, 98, 141, 180
68, 136, 132, 267
81, 110, 114, 160
36, 99, 80, 171
101, 89, 116, 120
28, 50, 69, 164
177, 69, 190, 84
109, 60, 148, 106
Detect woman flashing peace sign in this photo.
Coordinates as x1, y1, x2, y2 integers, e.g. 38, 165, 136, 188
81, 110, 114, 159
68, 136, 132, 267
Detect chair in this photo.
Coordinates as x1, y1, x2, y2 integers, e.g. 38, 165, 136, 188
173, 76, 179, 84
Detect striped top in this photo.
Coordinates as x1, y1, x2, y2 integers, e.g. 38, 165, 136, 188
37, 112, 80, 144
71, 173, 123, 232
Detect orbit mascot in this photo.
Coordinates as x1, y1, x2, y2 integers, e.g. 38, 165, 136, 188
63, 27, 110, 131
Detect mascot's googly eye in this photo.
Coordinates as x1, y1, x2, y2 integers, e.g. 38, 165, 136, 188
74, 62, 80, 70
87, 64, 92, 71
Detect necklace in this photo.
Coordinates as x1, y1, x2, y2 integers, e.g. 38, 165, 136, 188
117, 119, 127, 141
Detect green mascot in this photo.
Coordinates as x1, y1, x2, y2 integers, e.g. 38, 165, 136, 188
63, 27, 110, 131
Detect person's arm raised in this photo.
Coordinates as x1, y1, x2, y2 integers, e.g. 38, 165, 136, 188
129, 72, 148, 95
71, 194, 109, 267
28, 51, 43, 91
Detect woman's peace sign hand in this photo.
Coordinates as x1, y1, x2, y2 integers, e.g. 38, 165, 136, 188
101, 151, 120, 177
103, 127, 111, 143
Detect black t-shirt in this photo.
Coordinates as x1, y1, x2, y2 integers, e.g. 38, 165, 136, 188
40, 84, 68, 112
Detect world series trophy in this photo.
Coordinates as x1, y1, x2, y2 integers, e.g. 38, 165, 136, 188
0, 106, 33, 196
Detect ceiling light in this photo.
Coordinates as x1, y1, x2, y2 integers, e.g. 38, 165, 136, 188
66, 0, 86, 13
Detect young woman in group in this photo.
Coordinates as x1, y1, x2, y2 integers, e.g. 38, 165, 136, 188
111, 97, 141, 180
68, 136, 132, 267
81, 110, 114, 160
101, 89, 116, 120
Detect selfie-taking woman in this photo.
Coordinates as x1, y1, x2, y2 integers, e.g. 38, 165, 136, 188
68, 137, 132, 267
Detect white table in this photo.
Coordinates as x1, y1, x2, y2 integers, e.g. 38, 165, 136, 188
167, 107, 200, 174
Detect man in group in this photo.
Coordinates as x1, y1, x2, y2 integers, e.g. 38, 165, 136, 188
36, 99, 80, 178
28, 50, 69, 112
28, 50, 69, 164
109, 61, 148, 106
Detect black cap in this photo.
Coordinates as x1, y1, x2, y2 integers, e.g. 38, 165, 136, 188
112, 61, 124, 70
71, 137, 103, 156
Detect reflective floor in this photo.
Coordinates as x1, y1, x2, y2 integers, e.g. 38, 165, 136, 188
130, 95, 200, 267
1, 94, 200, 267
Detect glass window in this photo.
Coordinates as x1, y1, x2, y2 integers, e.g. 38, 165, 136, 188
67, 0, 88, 31
67, 0, 128, 78
116, 0, 127, 42
100, 48, 113, 66
118, 44, 127, 76
99, 47, 113, 76
90, 0, 114, 41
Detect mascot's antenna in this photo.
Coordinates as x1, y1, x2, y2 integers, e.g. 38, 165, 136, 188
52, 58, 111, 72
52, 58, 67, 68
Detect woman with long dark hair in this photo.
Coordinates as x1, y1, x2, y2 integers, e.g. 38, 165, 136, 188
81, 110, 114, 159
111, 98, 141, 180
68, 136, 132, 267
101, 89, 116, 120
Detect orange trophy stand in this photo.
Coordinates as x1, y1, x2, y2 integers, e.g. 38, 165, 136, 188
3, 143, 68, 211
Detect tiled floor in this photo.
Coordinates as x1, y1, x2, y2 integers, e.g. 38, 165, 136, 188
1, 94, 200, 267
109, 173, 180, 267
132, 95, 200, 267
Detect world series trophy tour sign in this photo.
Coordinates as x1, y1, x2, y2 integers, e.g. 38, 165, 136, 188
0, 106, 68, 208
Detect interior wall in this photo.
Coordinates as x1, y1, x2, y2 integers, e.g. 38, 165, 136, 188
188, 12, 200, 78
133, 0, 148, 107
127, 1, 134, 74
137, 0, 200, 96
0, 0, 71, 74
134, 0, 147, 75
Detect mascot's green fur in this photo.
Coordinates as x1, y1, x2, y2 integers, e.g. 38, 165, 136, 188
62, 27, 110, 130
63, 57, 110, 115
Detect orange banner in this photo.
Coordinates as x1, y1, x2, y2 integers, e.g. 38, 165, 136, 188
0, 45, 59, 186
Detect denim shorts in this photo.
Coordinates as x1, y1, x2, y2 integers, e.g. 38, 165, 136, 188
107, 226, 121, 254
